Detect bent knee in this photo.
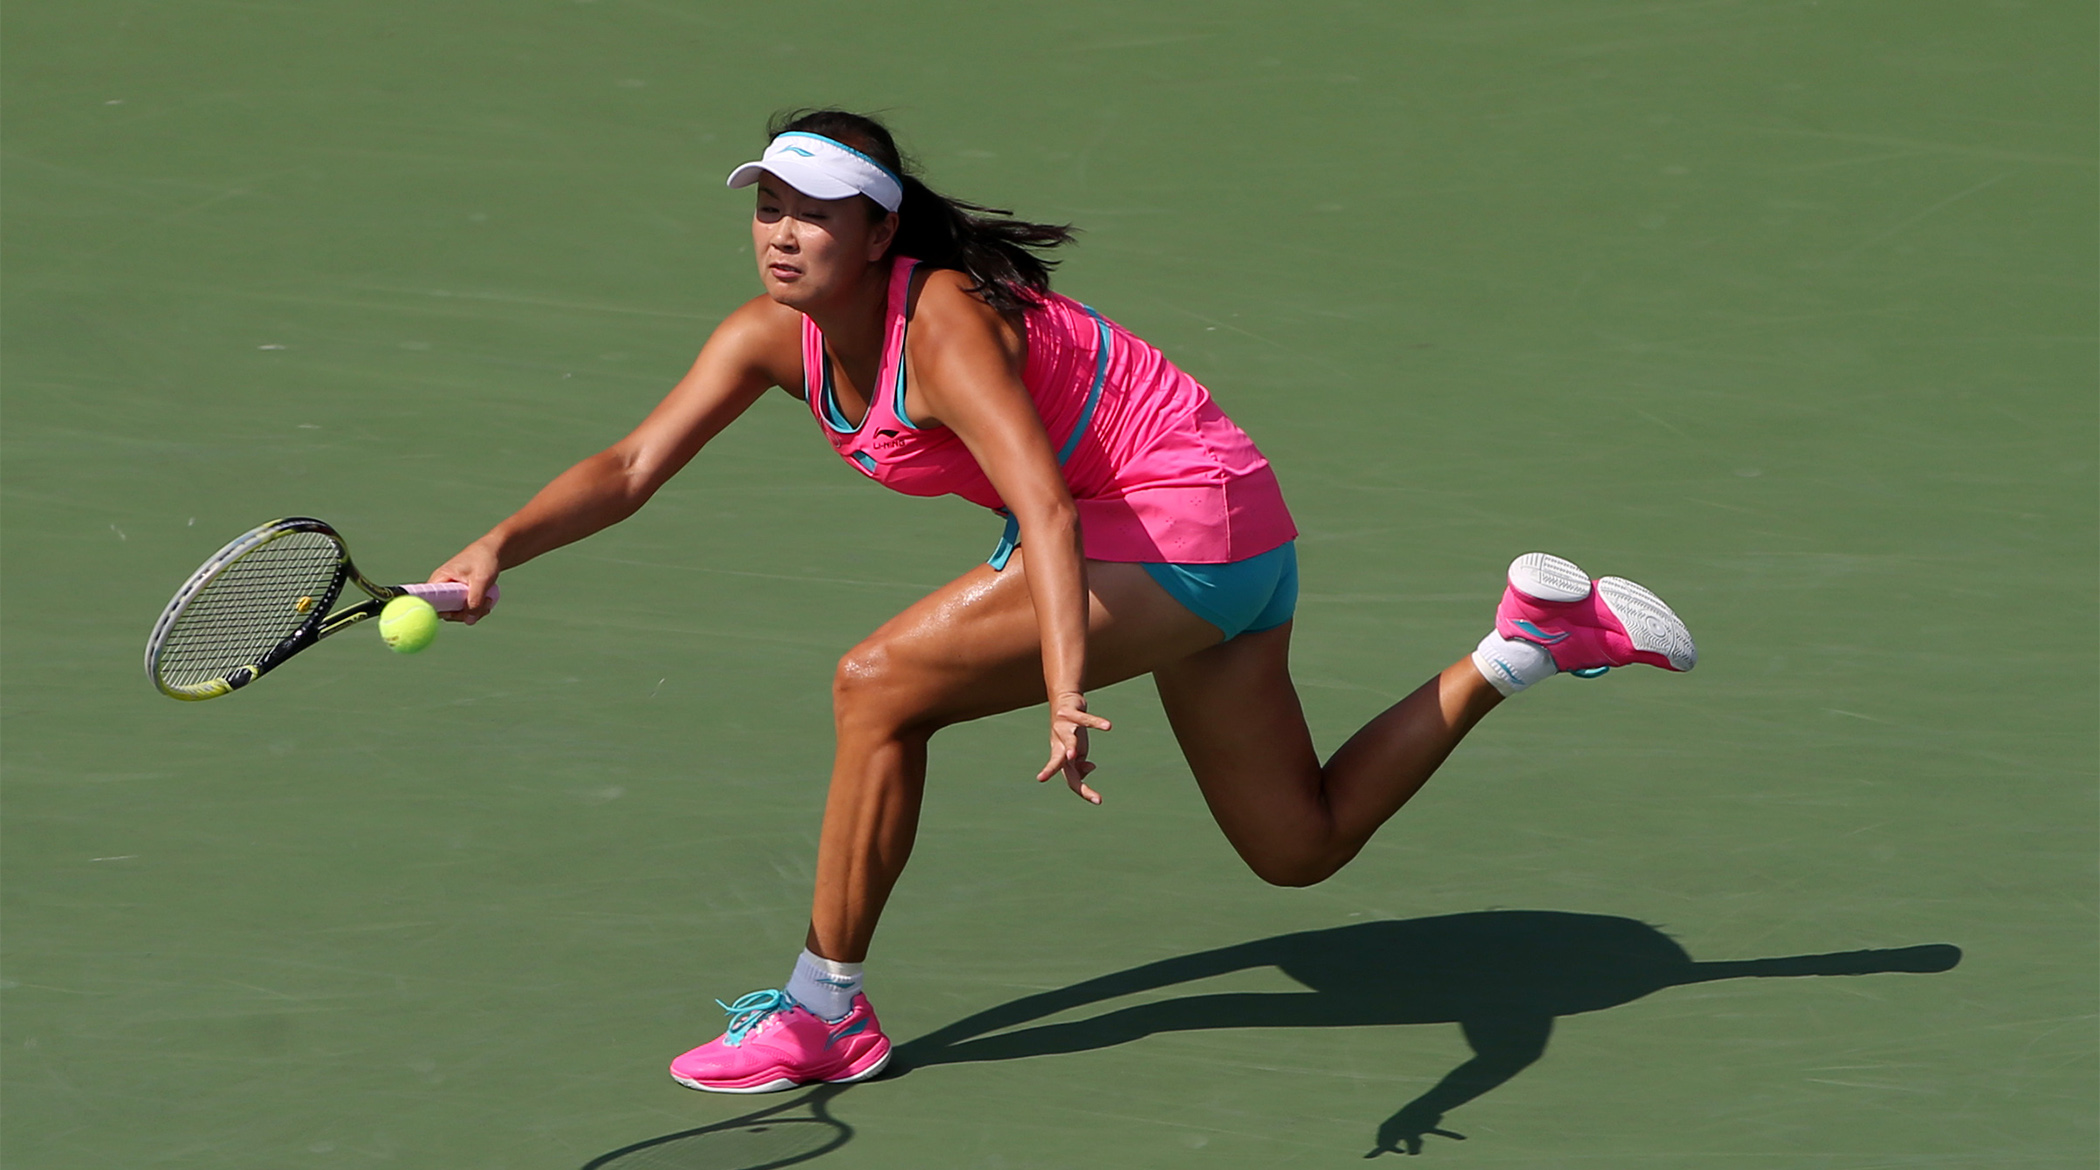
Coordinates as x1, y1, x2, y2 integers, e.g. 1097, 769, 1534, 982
832, 639, 940, 734
1245, 846, 1354, 889
833, 639, 898, 714
833, 639, 888, 699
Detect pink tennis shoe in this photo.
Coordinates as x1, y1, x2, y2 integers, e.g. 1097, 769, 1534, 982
1494, 552, 1697, 675
669, 989, 891, 1093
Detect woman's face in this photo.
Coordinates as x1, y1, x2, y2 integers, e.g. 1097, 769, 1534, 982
751, 178, 896, 310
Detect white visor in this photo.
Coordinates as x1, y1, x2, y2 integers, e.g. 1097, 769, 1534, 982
725, 132, 904, 213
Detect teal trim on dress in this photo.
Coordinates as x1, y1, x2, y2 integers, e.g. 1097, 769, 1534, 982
988, 510, 1020, 571
988, 306, 1113, 569
890, 311, 922, 430
891, 361, 921, 429
1055, 307, 1111, 464
817, 356, 861, 434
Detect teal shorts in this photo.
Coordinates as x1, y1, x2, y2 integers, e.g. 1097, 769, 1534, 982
1139, 541, 1298, 641
986, 515, 1297, 641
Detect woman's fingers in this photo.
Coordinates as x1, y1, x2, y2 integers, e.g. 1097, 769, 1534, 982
1036, 742, 1082, 783
1068, 756, 1100, 798
1058, 751, 1100, 803
1049, 747, 1102, 803
1037, 698, 1107, 800
428, 552, 499, 624
1038, 745, 1101, 803
437, 588, 493, 624
1035, 734, 1069, 783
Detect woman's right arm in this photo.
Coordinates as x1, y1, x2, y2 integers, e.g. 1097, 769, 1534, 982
430, 296, 800, 621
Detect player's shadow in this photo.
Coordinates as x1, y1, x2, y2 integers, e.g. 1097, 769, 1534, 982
580, 910, 1959, 1167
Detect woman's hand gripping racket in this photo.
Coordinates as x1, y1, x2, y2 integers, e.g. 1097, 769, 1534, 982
145, 517, 498, 701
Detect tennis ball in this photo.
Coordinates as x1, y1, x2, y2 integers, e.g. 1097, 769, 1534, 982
378, 595, 439, 654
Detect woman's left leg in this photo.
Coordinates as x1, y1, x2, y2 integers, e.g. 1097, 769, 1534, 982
809, 551, 1222, 964
671, 551, 1219, 1093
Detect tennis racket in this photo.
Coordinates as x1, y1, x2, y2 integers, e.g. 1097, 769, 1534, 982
145, 516, 498, 701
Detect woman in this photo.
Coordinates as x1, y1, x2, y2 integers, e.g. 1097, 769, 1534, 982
429, 109, 1697, 1094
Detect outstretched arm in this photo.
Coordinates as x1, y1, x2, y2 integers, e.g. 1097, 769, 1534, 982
429, 296, 801, 620
1368, 1014, 1554, 1157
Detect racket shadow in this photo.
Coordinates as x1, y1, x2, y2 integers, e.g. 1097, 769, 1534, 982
581, 1085, 850, 1170
582, 910, 1960, 1166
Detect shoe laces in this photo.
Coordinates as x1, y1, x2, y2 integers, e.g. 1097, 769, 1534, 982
714, 988, 796, 1046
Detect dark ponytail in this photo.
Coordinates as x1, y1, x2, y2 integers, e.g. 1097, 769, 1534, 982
765, 109, 1076, 314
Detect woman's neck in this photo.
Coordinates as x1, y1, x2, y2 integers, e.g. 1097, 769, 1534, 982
803, 258, 894, 367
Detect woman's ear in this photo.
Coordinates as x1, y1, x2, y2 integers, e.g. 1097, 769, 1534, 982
869, 210, 899, 261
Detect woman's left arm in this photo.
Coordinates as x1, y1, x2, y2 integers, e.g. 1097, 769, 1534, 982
907, 273, 1112, 803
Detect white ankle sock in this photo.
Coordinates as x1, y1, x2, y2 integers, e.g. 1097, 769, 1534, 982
1472, 632, 1557, 696
784, 948, 863, 1022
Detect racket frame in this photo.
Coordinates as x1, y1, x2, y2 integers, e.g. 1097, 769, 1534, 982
145, 516, 482, 701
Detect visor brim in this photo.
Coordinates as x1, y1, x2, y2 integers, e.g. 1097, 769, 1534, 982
725, 160, 866, 202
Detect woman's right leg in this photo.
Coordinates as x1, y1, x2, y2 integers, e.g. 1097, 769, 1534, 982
1150, 623, 1504, 887
1151, 551, 1698, 885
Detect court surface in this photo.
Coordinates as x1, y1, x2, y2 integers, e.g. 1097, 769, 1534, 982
4, 2, 2093, 1167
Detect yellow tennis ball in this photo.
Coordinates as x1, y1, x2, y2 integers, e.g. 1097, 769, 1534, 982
378, 595, 439, 654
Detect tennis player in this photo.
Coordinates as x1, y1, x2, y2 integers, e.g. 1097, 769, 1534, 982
428, 110, 1697, 1093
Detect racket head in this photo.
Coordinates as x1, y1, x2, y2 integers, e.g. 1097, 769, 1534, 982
145, 517, 351, 700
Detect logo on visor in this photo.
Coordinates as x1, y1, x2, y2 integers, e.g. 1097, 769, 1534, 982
780, 146, 815, 157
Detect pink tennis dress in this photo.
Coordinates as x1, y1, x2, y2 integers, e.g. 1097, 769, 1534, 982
801, 258, 1295, 566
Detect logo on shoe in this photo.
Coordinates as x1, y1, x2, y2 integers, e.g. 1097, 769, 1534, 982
824, 1017, 870, 1049
1509, 619, 1570, 645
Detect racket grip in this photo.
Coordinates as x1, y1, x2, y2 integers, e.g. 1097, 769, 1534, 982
400, 581, 500, 613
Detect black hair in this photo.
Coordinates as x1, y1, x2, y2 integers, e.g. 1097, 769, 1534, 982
764, 109, 1076, 314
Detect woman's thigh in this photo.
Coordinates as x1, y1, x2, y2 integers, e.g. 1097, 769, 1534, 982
843, 548, 1224, 732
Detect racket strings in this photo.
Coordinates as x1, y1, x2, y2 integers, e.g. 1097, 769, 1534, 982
155, 532, 344, 686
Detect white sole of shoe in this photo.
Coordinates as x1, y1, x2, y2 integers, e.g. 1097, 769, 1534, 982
1508, 552, 1592, 604
824, 1048, 892, 1084
1596, 576, 1698, 672
671, 1072, 800, 1094
669, 1047, 892, 1095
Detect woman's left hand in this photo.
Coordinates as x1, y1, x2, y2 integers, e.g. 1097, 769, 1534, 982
1038, 691, 1113, 804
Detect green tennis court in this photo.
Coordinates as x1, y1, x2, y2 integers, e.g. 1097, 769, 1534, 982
5, 2, 2093, 1166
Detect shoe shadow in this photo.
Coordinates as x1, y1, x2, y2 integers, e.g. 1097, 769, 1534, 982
581, 910, 1960, 1167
